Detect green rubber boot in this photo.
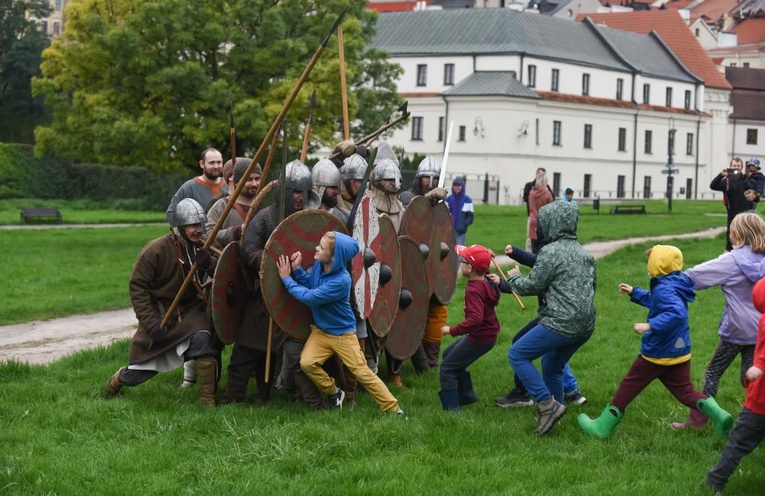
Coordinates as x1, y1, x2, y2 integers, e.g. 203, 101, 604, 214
578, 405, 623, 439
697, 396, 734, 437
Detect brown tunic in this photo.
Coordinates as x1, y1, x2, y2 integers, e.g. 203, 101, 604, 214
127, 234, 211, 364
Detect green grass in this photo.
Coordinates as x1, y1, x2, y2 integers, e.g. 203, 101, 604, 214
0, 226, 168, 324
0, 199, 166, 225
1, 235, 760, 494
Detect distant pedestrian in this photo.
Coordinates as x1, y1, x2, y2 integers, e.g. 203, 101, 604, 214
746, 157, 763, 207
445, 177, 474, 245
563, 187, 576, 205
710, 157, 754, 251
528, 175, 554, 254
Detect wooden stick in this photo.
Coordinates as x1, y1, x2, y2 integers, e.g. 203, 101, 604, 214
264, 319, 274, 383
242, 179, 278, 234
161, 9, 347, 329
492, 258, 525, 310
338, 24, 350, 141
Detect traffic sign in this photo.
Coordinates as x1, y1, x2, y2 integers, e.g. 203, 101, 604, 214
661, 169, 679, 175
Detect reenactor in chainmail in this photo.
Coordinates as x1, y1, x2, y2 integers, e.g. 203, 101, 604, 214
104, 199, 221, 407
337, 153, 367, 213
399, 156, 447, 207
310, 159, 349, 224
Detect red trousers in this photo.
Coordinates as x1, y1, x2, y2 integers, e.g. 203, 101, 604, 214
611, 354, 705, 412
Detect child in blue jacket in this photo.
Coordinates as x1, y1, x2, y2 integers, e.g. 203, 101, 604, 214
277, 230, 405, 415
578, 245, 734, 438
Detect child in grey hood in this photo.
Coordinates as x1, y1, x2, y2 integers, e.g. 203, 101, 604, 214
672, 211, 765, 431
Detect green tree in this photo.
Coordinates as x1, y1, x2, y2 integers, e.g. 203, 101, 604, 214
33, 0, 402, 173
0, 0, 50, 143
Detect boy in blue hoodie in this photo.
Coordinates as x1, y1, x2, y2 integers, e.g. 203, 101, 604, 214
277, 231, 404, 415
578, 245, 734, 438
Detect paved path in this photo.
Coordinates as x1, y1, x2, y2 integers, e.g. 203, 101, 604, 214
0, 226, 726, 365
0, 223, 164, 230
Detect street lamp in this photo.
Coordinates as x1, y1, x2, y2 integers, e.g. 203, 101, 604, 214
473, 117, 484, 137
665, 117, 677, 211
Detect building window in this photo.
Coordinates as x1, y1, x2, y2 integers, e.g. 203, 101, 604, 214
618, 128, 627, 151
644, 130, 653, 154
582, 73, 590, 96
644, 176, 652, 199
744, 62, 750, 68
747, 129, 758, 145
583, 174, 592, 198
666, 87, 673, 107
617, 175, 626, 198
584, 124, 592, 149
684, 90, 691, 110
616, 79, 623, 100
55, 0, 62, 9
411, 117, 423, 141
458, 125, 466, 141
53, 21, 60, 35
443, 64, 454, 86
730, 63, 737, 67
416, 65, 427, 87
551, 69, 559, 92
40, 20, 48, 33
553, 120, 562, 146
527, 65, 536, 88
642, 84, 650, 104
686, 133, 694, 155
438, 117, 444, 142
695, 28, 700, 37
553, 172, 561, 198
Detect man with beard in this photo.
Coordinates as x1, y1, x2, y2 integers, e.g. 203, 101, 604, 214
104, 199, 221, 407
399, 156, 447, 207
337, 153, 367, 213
228, 160, 327, 408
205, 158, 262, 246
310, 159, 348, 223
166, 148, 228, 224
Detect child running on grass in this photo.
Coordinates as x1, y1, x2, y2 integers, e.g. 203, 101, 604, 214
578, 245, 734, 439
276, 231, 405, 416
672, 211, 765, 431
707, 277, 765, 493
438, 244, 500, 412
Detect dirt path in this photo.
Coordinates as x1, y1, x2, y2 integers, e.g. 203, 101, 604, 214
0, 226, 726, 365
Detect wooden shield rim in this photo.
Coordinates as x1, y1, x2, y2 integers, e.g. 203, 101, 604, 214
210, 241, 247, 345
367, 214, 401, 338
433, 202, 459, 305
399, 196, 437, 297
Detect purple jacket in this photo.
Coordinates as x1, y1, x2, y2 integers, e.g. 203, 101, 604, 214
685, 246, 765, 345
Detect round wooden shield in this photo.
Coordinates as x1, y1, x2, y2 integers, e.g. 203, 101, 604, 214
351, 197, 381, 319
259, 210, 350, 341
399, 195, 437, 297
384, 236, 429, 360
210, 242, 247, 345
433, 202, 459, 305
367, 214, 402, 338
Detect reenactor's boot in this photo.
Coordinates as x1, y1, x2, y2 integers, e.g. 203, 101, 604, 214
196, 357, 218, 408
104, 367, 126, 399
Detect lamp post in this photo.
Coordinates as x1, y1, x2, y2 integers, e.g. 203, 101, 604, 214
666, 117, 677, 212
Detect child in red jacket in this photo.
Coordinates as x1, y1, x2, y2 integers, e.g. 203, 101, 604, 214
707, 276, 765, 492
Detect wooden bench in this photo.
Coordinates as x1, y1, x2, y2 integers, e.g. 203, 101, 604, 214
20, 207, 63, 225
610, 205, 646, 215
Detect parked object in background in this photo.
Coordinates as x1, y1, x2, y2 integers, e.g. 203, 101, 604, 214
20, 207, 62, 225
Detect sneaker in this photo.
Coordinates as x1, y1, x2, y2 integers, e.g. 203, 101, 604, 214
396, 408, 409, 420
534, 398, 567, 436
495, 388, 534, 408
564, 389, 587, 406
327, 389, 345, 410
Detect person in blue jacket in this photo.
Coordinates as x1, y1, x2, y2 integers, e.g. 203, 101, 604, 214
446, 177, 474, 246
578, 245, 734, 439
277, 231, 406, 416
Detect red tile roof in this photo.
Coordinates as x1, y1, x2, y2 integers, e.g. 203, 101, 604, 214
366, 1, 433, 12
537, 91, 703, 114
399, 92, 442, 98
730, 18, 765, 44
577, 10, 732, 90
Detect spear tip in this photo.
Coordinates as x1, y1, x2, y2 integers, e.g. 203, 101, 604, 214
322, 7, 348, 47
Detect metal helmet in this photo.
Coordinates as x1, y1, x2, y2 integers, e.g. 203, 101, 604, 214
172, 198, 207, 236
278, 159, 313, 213
233, 158, 262, 185
415, 156, 441, 179
370, 158, 402, 192
374, 141, 399, 167
310, 159, 341, 209
340, 154, 367, 181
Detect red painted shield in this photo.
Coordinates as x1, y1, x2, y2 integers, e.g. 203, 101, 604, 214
399, 195, 437, 298
210, 242, 247, 345
259, 210, 350, 341
366, 214, 402, 338
433, 202, 459, 305
384, 236, 429, 360
350, 197, 380, 319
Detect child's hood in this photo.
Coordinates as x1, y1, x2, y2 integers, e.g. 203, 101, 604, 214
538, 200, 578, 242
478, 278, 501, 307
753, 277, 765, 314
451, 177, 465, 194
647, 245, 683, 277
731, 245, 765, 283
329, 231, 359, 275
654, 271, 696, 304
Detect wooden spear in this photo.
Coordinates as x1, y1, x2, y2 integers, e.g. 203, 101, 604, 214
492, 258, 525, 310
338, 24, 350, 140
300, 90, 317, 163
160, 8, 348, 329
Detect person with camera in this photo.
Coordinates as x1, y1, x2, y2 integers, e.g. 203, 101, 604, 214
711, 157, 756, 251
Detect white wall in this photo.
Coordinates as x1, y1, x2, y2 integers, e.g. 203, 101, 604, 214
729, 120, 765, 162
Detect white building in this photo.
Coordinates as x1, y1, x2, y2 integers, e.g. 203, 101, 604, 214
371, 9, 723, 203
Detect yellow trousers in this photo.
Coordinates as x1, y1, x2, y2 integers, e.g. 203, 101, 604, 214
300, 326, 399, 413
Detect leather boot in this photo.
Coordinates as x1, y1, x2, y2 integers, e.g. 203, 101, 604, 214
457, 371, 478, 406
422, 342, 441, 369
578, 405, 623, 439
294, 372, 327, 411
196, 357, 217, 408
411, 345, 430, 374
221, 369, 249, 405
104, 366, 126, 399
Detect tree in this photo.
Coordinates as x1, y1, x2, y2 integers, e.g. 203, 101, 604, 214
33, 0, 403, 172
0, 0, 50, 143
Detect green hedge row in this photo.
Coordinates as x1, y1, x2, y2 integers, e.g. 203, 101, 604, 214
0, 143, 188, 210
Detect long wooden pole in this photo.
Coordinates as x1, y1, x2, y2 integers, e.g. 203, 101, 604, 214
161, 9, 347, 328
492, 258, 525, 310
338, 24, 350, 140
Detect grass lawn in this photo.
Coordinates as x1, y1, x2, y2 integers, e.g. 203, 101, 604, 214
0, 199, 166, 225
1, 235, 761, 494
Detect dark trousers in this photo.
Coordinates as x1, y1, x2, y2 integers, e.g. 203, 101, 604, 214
226, 343, 278, 401
611, 355, 705, 412
440, 337, 494, 392
121, 330, 217, 386
707, 407, 765, 491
